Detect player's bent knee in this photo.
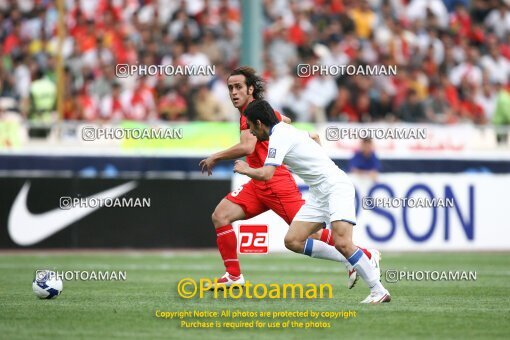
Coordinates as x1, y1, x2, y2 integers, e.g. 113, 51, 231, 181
284, 236, 304, 253
211, 210, 230, 228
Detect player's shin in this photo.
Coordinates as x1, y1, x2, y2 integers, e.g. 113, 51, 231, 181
347, 248, 385, 293
321, 228, 371, 260
303, 238, 350, 265
216, 225, 241, 277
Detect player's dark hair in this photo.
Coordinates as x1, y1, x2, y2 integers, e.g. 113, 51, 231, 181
244, 100, 279, 128
229, 66, 265, 99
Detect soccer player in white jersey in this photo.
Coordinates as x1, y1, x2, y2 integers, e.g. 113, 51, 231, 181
233, 100, 390, 303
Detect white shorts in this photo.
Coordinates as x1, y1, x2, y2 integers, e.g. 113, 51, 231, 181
294, 179, 357, 226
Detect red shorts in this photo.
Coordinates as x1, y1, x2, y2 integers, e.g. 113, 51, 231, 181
226, 179, 305, 225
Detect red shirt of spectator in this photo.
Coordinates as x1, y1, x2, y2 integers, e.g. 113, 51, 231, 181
444, 83, 460, 113
450, 6, 471, 38
460, 99, 484, 124
125, 83, 155, 121
288, 23, 306, 46
79, 93, 99, 121
3, 27, 21, 55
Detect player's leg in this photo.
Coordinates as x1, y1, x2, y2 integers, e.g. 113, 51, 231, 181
284, 220, 354, 266
285, 219, 359, 287
327, 180, 389, 303
272, 188, 348, 265
331, 220, 389, 303
313, 225, 378, 283
284, 196, 349, 265
256, 181, 328, 248
313, 225, 373, 261
211, 198, 245, 278
307, 228, 360, 289
283, 220, 323, 253
257, 180, 326, 246
262, 184, 358, 287
209, 181, 267, 289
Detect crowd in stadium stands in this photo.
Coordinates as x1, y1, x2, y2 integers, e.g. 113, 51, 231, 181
0, 0, 510, 126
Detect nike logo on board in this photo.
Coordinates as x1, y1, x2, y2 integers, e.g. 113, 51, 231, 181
8, 181, 137, 246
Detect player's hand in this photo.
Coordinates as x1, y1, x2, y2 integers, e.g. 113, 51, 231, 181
199, 157, 217, 176
233, 160, 250, 175
309, 132, 321, 146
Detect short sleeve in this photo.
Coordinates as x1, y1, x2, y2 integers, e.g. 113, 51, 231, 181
264, 126, 291, 167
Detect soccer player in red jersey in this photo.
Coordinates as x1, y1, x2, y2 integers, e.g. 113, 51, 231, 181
200, 67, 374, 289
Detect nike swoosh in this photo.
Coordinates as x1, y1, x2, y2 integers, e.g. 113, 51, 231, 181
8, 181, 137, 246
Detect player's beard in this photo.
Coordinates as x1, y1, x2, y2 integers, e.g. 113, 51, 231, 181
260, 130, 270, 141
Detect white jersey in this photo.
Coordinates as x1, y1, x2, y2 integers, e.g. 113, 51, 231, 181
264, 122, 347, 187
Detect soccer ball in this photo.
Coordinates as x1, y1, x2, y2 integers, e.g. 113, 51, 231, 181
32, 270, 63, 299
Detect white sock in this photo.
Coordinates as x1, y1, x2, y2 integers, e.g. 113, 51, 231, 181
348, 248, 384, 292
303, 239, 351, 269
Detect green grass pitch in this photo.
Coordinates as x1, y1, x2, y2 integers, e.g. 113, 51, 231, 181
0, 251, 508, 339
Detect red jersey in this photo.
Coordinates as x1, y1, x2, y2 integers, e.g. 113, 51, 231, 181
226, 106, 305, 223
239, 108, 295, 189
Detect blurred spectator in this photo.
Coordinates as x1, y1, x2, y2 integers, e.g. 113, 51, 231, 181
406, 0, 449, 28
200, 30, 222, 65
303, 74, 337, 123
425, 84, 457, 123
193, 84, 228, 121
368, 90, 393, 121
492, 86, 510, 125
100, 83, 126, 121
459, 87, 486, 124
349, 1, 376, 40
29, 68, 56, 122
12, 54, 31, 115
396, 89, 427, 122
282, 79, 311, 122
181, 41, 213, 86
450, 3, 472, 38
480, 44, 510, 85
157, 84, 188, 121
328, 86, 357, 122
449, 47, 483, 87
409, 66, 429, 100
475, 82, 498, 121
484, 0, 510, 40
0, 0, 508, 127
63, 88, 80, 120
169, 9, 200, 41
77, 81, 98, 121
122, 78, 156, 121
349, 137, 380, 181
0, 61, 15, 98
267, 25, 298, 72
3, 20, 21, 55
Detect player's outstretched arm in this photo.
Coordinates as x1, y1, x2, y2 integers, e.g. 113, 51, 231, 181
233, 160, 276, 181
199, 130, 257, 176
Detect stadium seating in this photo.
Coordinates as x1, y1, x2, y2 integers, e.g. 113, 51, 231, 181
0, 0, 509, 128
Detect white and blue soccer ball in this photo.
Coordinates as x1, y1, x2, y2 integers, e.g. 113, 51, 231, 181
32, 270, 63, 299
